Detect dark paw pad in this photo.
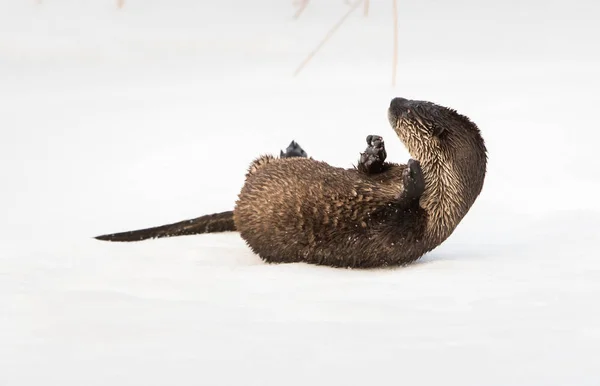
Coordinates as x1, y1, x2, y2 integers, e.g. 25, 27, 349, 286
280, 140, 308, 158
402, 159, 425, 199
359, 135, 387, 173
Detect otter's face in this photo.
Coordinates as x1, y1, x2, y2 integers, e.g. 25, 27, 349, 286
387, 97, 468, 161
387, 96, 487, 226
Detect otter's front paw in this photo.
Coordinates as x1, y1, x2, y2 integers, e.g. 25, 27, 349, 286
358, 135, 387, 174
402, 159, 425, 199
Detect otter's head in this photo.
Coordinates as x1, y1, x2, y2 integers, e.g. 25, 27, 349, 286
387, 97, 485, 164
387, 97, 487, 243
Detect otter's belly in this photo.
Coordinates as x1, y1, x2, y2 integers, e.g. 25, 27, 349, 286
233, 158, 427, 267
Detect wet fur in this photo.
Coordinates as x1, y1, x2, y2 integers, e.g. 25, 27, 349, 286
234, 156, 427, 267
95, 97, 487, 268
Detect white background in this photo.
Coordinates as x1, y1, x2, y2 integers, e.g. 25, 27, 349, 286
1, 0, 599, 384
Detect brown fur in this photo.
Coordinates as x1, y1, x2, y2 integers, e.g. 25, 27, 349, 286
234, 156, 427, 267
95, 97, 487, 269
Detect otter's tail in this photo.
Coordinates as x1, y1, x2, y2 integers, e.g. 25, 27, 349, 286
94, 211, 236, 242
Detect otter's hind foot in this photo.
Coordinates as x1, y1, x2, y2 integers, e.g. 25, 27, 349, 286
400, 159, 425, 200
280, 140, 308, 158
358, 135, 387, 174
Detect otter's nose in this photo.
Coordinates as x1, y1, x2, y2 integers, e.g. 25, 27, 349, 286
390, 97, 409, 108
389, 97, 411, 117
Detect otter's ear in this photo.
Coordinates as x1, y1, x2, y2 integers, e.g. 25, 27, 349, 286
432, 124, 445, 137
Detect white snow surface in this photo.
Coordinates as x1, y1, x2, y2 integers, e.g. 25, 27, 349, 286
1, 0, 600, 384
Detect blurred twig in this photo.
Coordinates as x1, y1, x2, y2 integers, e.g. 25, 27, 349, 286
294, 0, 364, 77
117, 0, 125, 9
293, 0, 399, 87
392, 0, 398, 86
293, 0, 310, 19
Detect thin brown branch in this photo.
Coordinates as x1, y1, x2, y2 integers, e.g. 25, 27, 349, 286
117, 0, 125, 9
293, 0, 310, 20
294, 0, 364, 77
363, 0, 370, 16
392, 0, 399, 87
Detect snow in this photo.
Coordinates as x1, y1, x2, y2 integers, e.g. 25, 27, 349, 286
1, 0, 600, 384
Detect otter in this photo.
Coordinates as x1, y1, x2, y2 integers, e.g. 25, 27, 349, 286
95, 97, 487, 268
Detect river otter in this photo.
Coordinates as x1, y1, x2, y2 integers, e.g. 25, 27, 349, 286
95, 97, 487, 268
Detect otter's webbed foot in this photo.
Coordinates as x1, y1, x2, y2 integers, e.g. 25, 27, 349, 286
358, 135, 387, 174
280, 140, 308, 158
399, 159, 425, 200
